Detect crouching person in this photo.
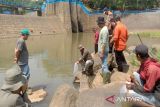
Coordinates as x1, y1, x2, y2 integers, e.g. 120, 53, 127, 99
77, 45, 94, 76
0, 67, 32, 107
126, 44, 160, 107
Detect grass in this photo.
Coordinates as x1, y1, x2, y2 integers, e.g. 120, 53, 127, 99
129, 49, 160, 67
129, 54, 139, 67
129, 31, 160, 37
128, 31, 160, 66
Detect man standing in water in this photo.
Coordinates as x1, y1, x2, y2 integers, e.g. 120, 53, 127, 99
15, 28, 30, 81
97, 17, 111, 84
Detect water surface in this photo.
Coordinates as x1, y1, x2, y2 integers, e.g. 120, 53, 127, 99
0, 32, 160, 107
0, 32, 94, 107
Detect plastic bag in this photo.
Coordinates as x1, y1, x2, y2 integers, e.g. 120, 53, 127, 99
73, 62, 79, 77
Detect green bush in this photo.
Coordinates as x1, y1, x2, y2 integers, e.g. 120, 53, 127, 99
84, 0, 160, 10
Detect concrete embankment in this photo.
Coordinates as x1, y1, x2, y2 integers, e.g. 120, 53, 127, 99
122, 12, 160, 32
45, 2, 102, 33
1, 1, 160, 37
0, 14, 68, 38
46, 2, 160, 32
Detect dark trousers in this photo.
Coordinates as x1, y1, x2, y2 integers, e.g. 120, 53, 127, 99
109, 43, 114, 53
114, 50, 127, 72
95, 44, 98, 53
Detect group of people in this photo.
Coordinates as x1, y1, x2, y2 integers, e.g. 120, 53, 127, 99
76, 11, 129, 84
0, 11, 159, 107
0, 29, 32, 107
76, 10, 160, 106
97, 12, 128, 72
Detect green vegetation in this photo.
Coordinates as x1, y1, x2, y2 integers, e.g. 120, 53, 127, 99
129, 47, 160, 67
150, 48, 160, 61
129, 31, 160, 67
156, 50, 160, 61
82, 0, 160, 10
1, 0, 44, 9
0, 0, 44, 14
130, 31, 160, 37
129, 54, 139, 66
129, 49, 160, 67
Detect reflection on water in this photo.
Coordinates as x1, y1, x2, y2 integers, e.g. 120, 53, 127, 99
0, 32, 94, 107
0, 32, 160, 107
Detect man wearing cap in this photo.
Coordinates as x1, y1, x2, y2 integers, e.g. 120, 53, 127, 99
77, 45, 94, 76
15, 28, 30, 80
126, 44, 160, 106
97, 16, 111, 84
110, 15, 129, 72
0, 67, 31, 107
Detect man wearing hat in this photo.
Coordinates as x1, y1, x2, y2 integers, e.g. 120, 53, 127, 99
76, 44, 94, 76
126, 44, 160, 106
0, 67, 31, 107
15, 28, 30, 80
97, 16, 111, 84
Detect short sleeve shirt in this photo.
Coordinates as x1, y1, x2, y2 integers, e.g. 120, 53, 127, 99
16, 38, 29, 65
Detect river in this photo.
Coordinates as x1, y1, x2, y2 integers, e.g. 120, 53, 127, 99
0, 32, 160, 107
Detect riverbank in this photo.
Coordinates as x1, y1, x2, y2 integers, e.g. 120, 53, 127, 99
0, 14, 68, 38
0, 32, 160, 107
48, 51, 133, 107
49, 43, 160, 107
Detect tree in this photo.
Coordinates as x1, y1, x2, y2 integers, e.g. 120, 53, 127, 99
84, 0, 160, 10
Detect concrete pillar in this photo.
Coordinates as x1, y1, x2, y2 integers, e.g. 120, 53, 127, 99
77, 5, 83, 32
70, 4, 79, 32
63, 2, 72, 32
37, 10, 42, 16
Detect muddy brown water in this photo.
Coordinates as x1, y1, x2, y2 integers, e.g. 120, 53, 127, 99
0, 32, 160, 107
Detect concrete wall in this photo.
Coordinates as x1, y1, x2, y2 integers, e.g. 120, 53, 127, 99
45, 2, 103, 32
0, 14, 67, 38
79, 11, 160, 32
45, 2, 160, 32
45, 3, 72, 32
122, 13, 160, 31
1, 3, 160, 38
